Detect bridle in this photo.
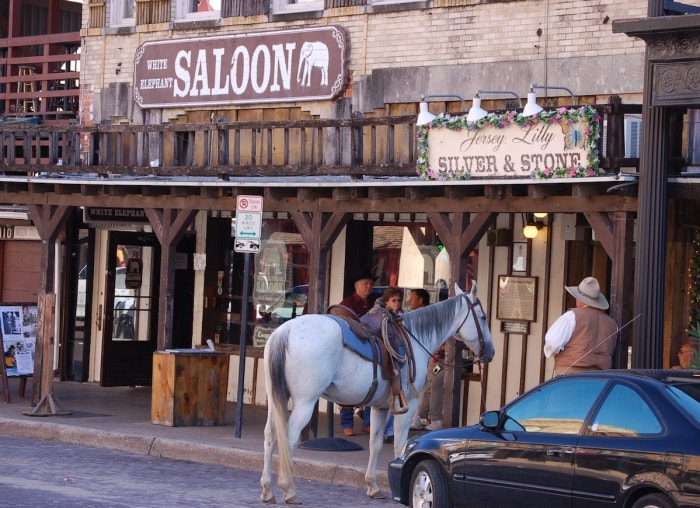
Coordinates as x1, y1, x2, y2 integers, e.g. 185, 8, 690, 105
454, 292, 488, 364
410, 292, 488, 369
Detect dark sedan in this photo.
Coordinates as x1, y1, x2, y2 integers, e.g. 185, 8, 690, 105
389, 370, 700, 508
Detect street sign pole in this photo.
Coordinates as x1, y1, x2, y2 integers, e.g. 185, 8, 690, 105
234, 195, 262, 437
235, 252, 252, 439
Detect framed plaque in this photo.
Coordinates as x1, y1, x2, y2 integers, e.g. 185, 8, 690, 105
497, 276, 538, 322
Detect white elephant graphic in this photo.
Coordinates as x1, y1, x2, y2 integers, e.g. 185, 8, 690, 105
297, 41, 329, 87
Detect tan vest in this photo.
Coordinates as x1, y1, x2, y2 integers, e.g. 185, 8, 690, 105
554, 307, 618, 371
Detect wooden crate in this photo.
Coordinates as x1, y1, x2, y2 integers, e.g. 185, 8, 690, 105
151, 351, 229, 426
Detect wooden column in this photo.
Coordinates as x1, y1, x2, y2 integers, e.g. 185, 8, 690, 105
144, 208, 198, 351
289, 210, 349, 440
427, 211, 496, 427
26, 204, 73, 407
584, 211, 636, 367
289, 211, 349, 314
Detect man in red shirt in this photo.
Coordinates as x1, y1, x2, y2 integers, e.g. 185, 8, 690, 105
338, 268, 375, 435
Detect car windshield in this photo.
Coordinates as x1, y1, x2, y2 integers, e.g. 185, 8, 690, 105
666, 383, 700, 425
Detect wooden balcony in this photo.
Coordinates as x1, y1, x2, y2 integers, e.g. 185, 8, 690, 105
0, 32, 81, 124
0, 103, 642, 179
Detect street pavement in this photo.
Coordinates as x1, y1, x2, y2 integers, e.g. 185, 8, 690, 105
0, 377, 397, 496
3, 435, 396, 507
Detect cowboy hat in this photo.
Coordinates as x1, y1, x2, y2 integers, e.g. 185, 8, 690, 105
351, 268, 375, 285
565, 276, 609, 310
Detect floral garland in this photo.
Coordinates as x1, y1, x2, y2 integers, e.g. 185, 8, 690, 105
416, 105, 602, 181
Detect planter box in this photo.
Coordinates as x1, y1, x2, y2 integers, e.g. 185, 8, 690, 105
151, 350, 229, 426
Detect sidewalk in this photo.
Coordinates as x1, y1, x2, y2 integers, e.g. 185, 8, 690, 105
0, 377, 395, 493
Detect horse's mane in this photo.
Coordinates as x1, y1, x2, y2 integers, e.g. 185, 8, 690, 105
401, 295, 462, 348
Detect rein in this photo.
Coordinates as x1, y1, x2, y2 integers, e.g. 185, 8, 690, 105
409, 292, 488, 369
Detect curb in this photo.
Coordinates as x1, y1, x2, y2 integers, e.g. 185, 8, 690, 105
0, 417, 389, 493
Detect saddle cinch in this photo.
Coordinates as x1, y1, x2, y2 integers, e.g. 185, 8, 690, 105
327, 300, 416, 415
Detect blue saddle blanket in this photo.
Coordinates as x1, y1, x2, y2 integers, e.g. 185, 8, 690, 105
326, 315, 381, 362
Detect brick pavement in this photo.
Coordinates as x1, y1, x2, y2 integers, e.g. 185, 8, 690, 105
0, 377, 397, 493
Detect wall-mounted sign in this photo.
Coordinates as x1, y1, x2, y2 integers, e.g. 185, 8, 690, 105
133, 26, 350, 108
84, 208, 149, 224
496, 275, 538, 322
0, 225, 40, 241
417, 106, 601, 180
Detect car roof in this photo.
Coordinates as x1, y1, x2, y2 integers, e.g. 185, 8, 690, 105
552, 369, 700, 384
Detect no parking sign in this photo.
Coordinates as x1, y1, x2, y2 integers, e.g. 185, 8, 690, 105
235, 196, 263, 253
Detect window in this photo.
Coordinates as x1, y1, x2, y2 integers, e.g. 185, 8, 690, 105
271, 0, 323, 15
624, 116, 642, 158
667, 383, 700, 425
177, 0, 221, 20
505, 379, 607, 434
588, 384, 662, 436
111, 0, 136, 26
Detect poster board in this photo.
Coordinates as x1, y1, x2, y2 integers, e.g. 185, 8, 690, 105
0, 304, 38, 377
497, 276, 538, 322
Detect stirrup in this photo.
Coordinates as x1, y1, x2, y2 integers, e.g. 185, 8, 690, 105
389, 391, 408, 415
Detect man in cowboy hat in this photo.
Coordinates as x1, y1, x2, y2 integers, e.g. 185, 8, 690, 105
544, 276, 619, 376
337, 268, 375, 436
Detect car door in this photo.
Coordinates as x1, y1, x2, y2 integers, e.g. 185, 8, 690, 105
460, 378, 608, 508
572, 382, 668, 508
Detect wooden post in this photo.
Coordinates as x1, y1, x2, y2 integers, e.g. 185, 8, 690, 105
24, 293, 70, 416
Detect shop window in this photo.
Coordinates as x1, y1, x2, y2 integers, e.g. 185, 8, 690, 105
111, 0, 136, 26
270, 0, 324, 15
177, 0, 221, 20
368, 223, 470, 307
252, 223, 309, 347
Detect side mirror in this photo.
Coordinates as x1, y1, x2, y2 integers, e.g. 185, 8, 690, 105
479, 410, 500, 430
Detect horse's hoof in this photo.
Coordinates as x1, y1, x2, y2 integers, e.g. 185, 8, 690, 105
368, 490, 386, 499
284, 495, 303, 505
261, 494, 276, 504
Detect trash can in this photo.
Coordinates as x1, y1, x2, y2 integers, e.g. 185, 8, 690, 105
151, 350, 229, 427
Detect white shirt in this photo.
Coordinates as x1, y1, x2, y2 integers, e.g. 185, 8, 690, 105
544, 310, 576, 358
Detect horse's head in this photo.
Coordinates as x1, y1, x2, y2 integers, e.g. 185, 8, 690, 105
455, 283, 495, 364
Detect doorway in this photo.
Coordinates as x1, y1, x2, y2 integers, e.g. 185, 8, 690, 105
100, 231, 160, 387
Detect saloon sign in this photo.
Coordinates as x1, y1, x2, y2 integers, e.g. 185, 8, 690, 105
133, 26, 349, 108
417, 106, 602, 180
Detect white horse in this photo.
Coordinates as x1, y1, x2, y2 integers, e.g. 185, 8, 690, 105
260, 283, 494, 504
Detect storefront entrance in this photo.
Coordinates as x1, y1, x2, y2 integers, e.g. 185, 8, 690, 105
100, 231, 160, 387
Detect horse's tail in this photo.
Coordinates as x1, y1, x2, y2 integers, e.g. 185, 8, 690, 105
265, 325, 294, 479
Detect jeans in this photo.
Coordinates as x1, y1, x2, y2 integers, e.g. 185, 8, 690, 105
340, 406, 370, 429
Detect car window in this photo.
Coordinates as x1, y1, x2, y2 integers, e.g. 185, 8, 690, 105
667, 383, 700, 425
504, 379, 607, 434
587, 384, 662, 437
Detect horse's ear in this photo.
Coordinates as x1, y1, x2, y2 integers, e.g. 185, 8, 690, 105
454, 282, 464, 296
470, 283, 478, 299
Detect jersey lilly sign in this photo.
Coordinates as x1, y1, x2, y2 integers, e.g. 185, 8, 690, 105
416, 106, 602, 180
133, 26, 349, 108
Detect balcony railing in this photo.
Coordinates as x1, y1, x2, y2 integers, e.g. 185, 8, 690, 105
0, 103, 641, 179
0, 32, 81, 124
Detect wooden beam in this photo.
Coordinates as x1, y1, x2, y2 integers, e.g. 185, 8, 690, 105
26, 204, 73, 406
609, 212, 635, 368
425, 211, 496, 429
583, 212, 614, 260
144, 208, 198, 350
288, 210, 349, 314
